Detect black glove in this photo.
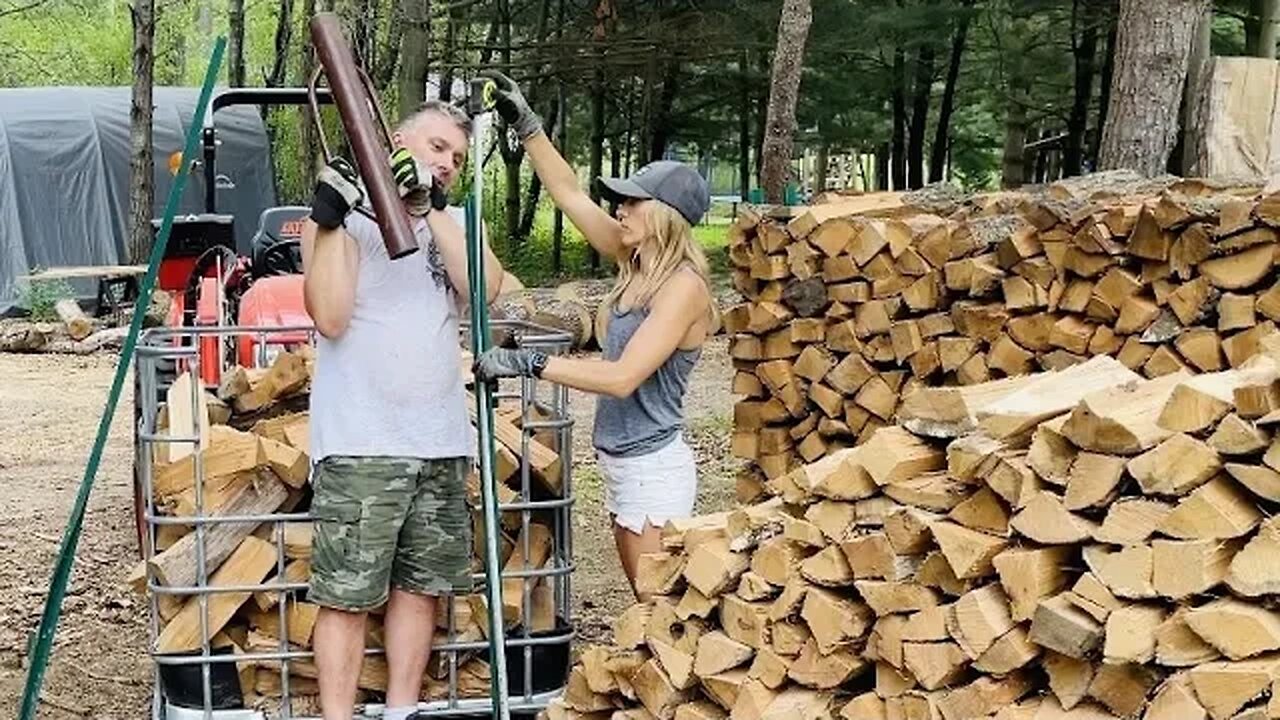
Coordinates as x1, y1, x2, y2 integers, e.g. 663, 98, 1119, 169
310, 157, 363, 230
479, 70, 543, 141
391, 147, 449, 214
473, 348, 547, 382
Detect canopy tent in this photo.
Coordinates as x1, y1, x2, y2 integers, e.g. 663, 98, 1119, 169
0, 86, 276, 314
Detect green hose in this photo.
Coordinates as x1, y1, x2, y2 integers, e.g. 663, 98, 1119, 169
18, 37, 226, 720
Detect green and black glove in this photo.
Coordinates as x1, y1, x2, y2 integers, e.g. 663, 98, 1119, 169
391, 147, 448, 214
478, 70, 543, 141
310, 157, 363, 230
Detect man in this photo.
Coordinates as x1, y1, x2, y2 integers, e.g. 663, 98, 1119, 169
300, 99, 504, 720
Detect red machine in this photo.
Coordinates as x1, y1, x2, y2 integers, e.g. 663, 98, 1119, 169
149, 88, 339, 385
159, 207, 313, 385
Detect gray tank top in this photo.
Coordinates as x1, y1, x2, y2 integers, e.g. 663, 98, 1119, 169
592, 304, 700, 458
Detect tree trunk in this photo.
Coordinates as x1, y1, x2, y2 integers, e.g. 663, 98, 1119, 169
266, 0, 292, 88
1064, 0, 1099, 177
877, 142, 890, 190
228, 0, 245, 86
891, 45, 908, 191
298, 0, 319, 179
128, 0, 156, 264
1181, 3, 1214, 175
1091, 8, 1118, 168
375, 4, 403, 92
516, 101, 559, 242
553, 81, 566, 273
396, 0, 429, 118
584, 0, 614, 270
1001, 76, 1029, 189
648, 61, 681, 162
814, 140, 829, 193
738, 52, 752, 200
760, 0, 812, 204
1247, 2, 1261, 56
509, 0, 556, 246
1033, 128, 1051, 182
908, 41, 935, 189
549, 0, 567, 268
637, 57, 656, 168
438, 7, 457, 100
753, 87, 767, 187
623, 81, 636, 175
1254, 0, 1279, 58
1098, 0, 1209, 176
930, 0, 972, 183
495, 0, 522, 246
588, 70, 605, 269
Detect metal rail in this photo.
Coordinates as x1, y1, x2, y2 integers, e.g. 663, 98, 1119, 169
135, 320, 575, 719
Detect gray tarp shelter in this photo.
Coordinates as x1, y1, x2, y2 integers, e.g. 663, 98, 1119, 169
0, 86, 276, 314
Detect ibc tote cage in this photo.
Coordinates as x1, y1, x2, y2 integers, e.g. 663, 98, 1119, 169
133, 319, 577, 719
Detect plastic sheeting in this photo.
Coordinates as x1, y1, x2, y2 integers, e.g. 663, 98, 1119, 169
0, 86, 275, 314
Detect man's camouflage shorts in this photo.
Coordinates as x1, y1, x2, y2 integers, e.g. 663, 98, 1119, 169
307, 455, 473, 611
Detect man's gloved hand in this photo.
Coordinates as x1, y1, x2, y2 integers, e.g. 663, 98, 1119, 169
391, 147, 449, 215
310, 157, 363, 230
391, 147, 419, 193
473, 347, 544, 381
478, 70, 542, 141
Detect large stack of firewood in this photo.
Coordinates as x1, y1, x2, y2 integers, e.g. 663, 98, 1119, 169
725, 175, 1280, 494
126, 348, 565, 715
545, 349, 1280, 720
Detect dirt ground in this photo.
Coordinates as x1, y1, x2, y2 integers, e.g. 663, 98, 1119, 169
0, 334, 737, 718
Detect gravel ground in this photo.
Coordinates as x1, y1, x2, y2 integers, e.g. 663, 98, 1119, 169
0, 330, 739, 717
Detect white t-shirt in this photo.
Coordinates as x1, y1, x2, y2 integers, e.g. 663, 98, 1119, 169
309, 208, 473, 462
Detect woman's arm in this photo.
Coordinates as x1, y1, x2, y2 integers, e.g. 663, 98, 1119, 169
482, 70, 626, 259
524, 132, 625, 260
537, 271, 708, 397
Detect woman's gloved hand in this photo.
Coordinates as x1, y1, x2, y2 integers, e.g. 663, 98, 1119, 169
478, 70, 543, 141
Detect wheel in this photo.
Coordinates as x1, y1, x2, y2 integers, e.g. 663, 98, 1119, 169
257, 238, 303, 277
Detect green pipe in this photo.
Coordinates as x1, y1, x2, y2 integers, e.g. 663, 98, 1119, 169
465, 110, 512, 719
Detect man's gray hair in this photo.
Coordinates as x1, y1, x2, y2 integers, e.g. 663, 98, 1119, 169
397, 99, 472, 138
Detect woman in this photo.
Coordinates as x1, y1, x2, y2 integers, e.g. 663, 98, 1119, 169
473, 71, 719, 600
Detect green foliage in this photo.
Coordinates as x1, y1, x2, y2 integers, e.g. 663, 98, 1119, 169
19, 276, 74, 321
1, 0, 1262, 263
0, 0, 131, 85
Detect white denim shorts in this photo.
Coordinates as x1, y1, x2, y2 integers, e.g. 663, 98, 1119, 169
597, 433, 697, 535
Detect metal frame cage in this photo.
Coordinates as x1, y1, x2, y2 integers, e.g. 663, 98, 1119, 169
133, 319, 576, 719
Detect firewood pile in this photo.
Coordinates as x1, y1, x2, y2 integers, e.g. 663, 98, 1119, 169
723, 173, 1280, 497
544, 348, 1280, 720
126, 347, 565, 714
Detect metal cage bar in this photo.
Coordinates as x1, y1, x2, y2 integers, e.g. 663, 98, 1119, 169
135, 319, 576, 719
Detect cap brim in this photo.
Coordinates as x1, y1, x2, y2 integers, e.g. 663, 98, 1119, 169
596, 177, 653, 203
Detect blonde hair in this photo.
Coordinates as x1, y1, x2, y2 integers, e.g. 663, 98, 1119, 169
596, 201, 721, 340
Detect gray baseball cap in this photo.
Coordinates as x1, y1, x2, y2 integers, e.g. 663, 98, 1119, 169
597, 160, 711, 226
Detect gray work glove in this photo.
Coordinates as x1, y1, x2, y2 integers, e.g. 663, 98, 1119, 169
310, 157, 363, 230
479, 70, 543, 141
473, 347, 545, 381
